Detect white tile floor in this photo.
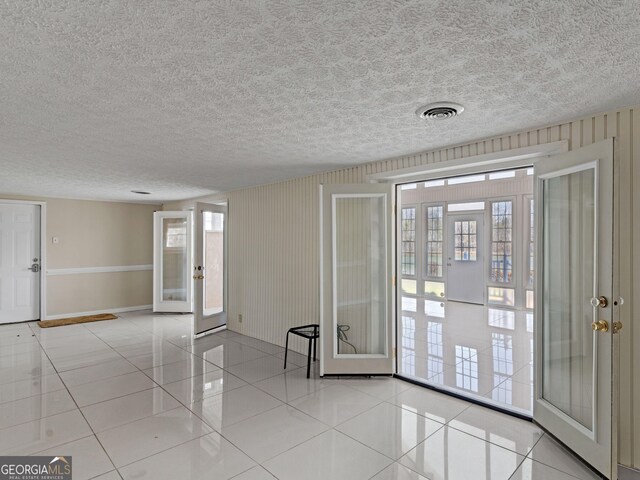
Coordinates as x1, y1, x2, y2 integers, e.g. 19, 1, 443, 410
0, 310, 599, 480
398, 300, 534, 415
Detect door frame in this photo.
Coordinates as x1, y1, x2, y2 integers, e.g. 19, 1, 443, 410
153, 210, 194, 313
445, 210, 486, 305
0, 199, 47, 322
533, 139, 616, 478
389, 141, 569, 378
194, 201, 228, 335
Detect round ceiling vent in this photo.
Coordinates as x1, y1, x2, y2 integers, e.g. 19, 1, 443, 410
416, 102, 464, 120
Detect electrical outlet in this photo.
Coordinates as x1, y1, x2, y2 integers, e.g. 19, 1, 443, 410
238, 314, 243, 323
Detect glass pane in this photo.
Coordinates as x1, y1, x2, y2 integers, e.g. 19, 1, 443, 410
424, 281, 445, 298
488, 287, 515, 306
402, 279, 416, 294
541, 167, 595, 430
203, 211, 224, 315
162, 217, 188, 302
335, 196, 386, 355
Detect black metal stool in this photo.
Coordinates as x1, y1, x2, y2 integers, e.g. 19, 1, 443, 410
284, 324, 319, 378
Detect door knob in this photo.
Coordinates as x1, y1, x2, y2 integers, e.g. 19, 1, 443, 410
590, 296, 608, 308
28, 263, 40, 273
591, 320, 609, 332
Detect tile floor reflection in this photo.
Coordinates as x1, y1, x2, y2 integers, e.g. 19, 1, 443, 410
398, 299, 534, 415
0, 310, 597, 479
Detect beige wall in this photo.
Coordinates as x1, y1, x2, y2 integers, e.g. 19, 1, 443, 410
0, 195, 159, 317
46, 199, 156, 268
166, 105, 640, 469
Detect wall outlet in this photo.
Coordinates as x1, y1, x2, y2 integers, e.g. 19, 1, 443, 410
238, 314, 243, 323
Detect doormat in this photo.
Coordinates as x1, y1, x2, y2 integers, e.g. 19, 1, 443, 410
37, 313, 118, 328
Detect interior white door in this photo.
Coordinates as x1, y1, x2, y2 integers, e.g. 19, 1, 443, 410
194, 202, 227, 335
320, 184, 394, 376
153, 211, 193, 313
446, 212, 485, 304
534, 139, 615, 478
0, 203, 41, 323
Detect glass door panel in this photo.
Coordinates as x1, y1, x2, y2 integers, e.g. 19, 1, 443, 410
321, 184, 393, 375
534, 139, 615, 478
203, 211, 224, 317
541, 167, 595, 430
153, 211, 193, 313
194, 203, 227, 335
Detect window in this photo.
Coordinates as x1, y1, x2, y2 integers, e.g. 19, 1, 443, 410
491, 201, 513, 282
454, 220, 477, 261
401, 207, 416, 275
425, 206, 443, 277
165, 223, 186, 248
448, 174, 486, 185
424, 281, 445, 298
424, 179, 445, 188
488, 286, 515, 306
448, 201, 485, 212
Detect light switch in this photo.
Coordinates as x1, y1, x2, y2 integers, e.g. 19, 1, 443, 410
52, 236, 59, 244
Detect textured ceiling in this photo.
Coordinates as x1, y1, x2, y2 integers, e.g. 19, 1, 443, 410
1, 0, 639, 202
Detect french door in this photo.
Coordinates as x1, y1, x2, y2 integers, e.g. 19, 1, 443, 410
534, 138, 616, 478
153, 211, 193, 313
319, 184, 394, 375
194, 202, 227, 335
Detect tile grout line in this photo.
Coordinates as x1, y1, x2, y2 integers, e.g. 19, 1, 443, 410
26, 321, 121, 474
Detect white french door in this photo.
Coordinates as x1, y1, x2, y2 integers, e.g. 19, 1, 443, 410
0, 203, 41, 323
534, 139, 616, 478
153, 211, 193, 313
194, 202, 227, 335
320, 184, 394, 376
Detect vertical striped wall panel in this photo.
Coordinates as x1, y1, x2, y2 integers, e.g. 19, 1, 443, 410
165, 105, 639, 469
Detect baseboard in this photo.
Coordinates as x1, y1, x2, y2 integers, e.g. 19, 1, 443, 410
619, 465, 640, 480
44, 305, 152, 320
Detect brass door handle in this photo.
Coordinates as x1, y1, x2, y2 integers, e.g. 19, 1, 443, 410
591, 320, 609, 332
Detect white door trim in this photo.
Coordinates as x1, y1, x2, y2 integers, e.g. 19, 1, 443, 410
367, 141, 568, 184
0, 199, 47, 322
47, 265, 153, 275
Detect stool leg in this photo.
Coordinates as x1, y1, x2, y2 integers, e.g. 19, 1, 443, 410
284, 331, 290, 370
313, 336, 317, 362
306, 337, 312, 379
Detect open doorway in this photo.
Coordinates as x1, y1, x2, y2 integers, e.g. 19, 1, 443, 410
396, 167, 534, 416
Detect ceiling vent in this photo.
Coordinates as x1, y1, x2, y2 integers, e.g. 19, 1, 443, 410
416, 102, 464, 120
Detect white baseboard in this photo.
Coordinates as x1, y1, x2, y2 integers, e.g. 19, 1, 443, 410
44, 305, 152, 320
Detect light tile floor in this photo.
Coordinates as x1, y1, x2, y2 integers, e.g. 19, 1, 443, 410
398, 299, 534, 415
0, 310, 599, 480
